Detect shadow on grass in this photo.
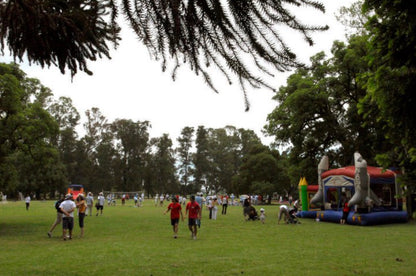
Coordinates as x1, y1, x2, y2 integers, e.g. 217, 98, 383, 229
0, 221, 44, 237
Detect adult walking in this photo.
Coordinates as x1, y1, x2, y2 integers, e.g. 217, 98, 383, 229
47, 196, 65, 238
211, 197, 219, 220
221, 195, 228, 215
186, 195, 201, 240
195, 193, 203, 228
86, 192, 94, 216
25, 194, 31, 210
96, 192, 105, 216
60, 194, 76, 240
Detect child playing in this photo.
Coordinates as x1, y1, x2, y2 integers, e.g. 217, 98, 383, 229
259, 208, 266, 224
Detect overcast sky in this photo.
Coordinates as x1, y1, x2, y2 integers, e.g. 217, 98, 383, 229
3, 1, 355, 145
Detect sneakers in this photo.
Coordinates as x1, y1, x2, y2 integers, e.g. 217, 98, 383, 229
173, 235, 177, 239
193, 235, 197, 240
47, 232, 52, 238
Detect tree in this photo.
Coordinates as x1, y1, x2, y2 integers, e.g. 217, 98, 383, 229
47, 96, 80, 189
151, 134, 179, 194
0, 63, 66, 197
111, 119, 150, 191
193, 126, 210, 192
264, 34, 389, 184
1, 0, 329, 108
176, 126, 194, 191
359, 0, 416, 212
233, 144, 280, 194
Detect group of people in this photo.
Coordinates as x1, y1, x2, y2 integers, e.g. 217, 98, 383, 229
164, 195, 201, 240
47, 192, 106, 241
45, 191, 310, 241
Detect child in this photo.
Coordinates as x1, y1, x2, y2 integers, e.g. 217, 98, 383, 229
260, 208, 266, 224
164, 197, 184, 238
340, 198, 350, 225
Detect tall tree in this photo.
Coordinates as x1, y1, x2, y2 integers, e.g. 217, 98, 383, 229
233, 144, 284, 195
47, 96, 80, 188
264, 35, 387, 184
151, 134, 178, 194
111, 119, 150, 191
176, 127, 194, 192
1, 1, 329, 108
193, 126, 210, 192
361, 1, 416, 179
0, 63, 66, 197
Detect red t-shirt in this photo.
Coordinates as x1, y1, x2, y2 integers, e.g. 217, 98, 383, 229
186, 201, 200, 219
167, 202, 182, 219
343, 202, 350, 213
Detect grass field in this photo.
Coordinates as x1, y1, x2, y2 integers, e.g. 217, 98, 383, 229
0, 199, 415, 275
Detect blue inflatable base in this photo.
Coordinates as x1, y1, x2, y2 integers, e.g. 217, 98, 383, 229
299, 210, 408, 226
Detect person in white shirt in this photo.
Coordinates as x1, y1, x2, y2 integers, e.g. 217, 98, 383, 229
211, 197, 219, 220
86, 192, 94, 216
260, 208, 266, 224
96, 192, 105, 216
159, 194, 164, 207
59, 194, 76, 240
278, 205, 289, 224
25, 195, 31, 210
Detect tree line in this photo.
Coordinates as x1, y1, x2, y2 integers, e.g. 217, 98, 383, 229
0, 65, 290, 199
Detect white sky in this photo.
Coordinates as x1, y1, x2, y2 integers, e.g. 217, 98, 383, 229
2, 1, 355, 145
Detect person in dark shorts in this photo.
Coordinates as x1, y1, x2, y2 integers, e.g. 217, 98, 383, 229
60, 194, 76, 240
76, 194, 87, 237
164, 196, 184, 238
96, 192, 105, 216
186, 195, 201, 240
340, 198, 350, 225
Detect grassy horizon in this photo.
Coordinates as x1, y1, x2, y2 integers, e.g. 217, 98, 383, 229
0, 199, 415, 275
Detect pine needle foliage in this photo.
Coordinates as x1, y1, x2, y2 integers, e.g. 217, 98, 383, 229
0, 0, 120, 76
1, 0, 328, 108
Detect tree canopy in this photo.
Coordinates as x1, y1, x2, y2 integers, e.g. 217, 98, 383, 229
0, 0, 328, 109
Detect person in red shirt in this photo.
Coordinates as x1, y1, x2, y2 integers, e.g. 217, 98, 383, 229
340, 197, 350, 225
186, 195, 201, 240
164, 196, 184, 238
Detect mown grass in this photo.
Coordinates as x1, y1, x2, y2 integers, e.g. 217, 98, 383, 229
0, 199, 415, 275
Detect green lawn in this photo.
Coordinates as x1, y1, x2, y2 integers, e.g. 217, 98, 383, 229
0, 199, 415, 275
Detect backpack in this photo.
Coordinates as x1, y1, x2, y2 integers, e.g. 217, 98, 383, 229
55, 199, 64, 213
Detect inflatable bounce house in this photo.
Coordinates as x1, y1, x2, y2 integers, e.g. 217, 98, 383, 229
298, 153, 408, 225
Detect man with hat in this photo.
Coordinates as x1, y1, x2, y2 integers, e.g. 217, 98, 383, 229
60, 194, 76, 240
